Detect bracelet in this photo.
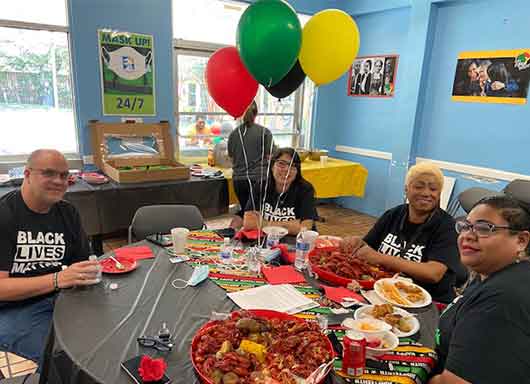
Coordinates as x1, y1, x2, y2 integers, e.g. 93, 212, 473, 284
53, 272, 60, 291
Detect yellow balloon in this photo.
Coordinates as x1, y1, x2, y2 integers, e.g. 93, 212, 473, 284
299, 9, 360, 86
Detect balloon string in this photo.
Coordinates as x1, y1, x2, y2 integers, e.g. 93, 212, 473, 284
237, 120, 257, 216
259, 134, 275, 248
258, 124, 265, 246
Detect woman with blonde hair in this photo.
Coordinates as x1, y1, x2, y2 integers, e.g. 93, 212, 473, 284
341, 162, 460, 303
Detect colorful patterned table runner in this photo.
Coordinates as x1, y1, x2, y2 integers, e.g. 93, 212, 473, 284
182, 231, 437, 384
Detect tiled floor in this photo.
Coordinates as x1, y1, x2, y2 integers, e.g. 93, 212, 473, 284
0, 352, 38, 379
0, 203, 375, 379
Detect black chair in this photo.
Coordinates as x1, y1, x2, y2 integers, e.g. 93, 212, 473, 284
128, 204, 205, 243
457, 187, 502, 214
503, 179, 530, 206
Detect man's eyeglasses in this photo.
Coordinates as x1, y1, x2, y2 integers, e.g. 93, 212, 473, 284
137, 336, 173, 352
455, 220, 519, 238
29, 168, 70, 181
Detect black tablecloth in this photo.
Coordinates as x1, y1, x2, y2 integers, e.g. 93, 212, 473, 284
0, 176, 228, 244
43, 242, 439, 384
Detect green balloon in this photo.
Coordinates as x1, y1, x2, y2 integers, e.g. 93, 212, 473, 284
213, 137, 222, 145
237, 0, 302, 87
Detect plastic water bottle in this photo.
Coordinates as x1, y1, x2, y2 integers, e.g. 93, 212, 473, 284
88, 255, 102, 284
295, 228, 310, 271
220, 238, 232, 264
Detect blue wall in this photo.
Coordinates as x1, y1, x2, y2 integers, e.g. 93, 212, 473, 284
312, 6, 413, 217
415, 0, 530, 175
312, 0, 530, 218
68, 0, 174, 156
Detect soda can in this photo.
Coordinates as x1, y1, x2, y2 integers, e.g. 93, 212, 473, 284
342, 330, 366, 377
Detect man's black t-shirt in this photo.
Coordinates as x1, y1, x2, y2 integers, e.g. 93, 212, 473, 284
0, 190, 90, 307
246, 180, 317, 223
434, 261, 530, 383
363, 204, 460, 303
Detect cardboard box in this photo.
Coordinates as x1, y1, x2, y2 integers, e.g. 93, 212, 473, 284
89, 120, 190, 183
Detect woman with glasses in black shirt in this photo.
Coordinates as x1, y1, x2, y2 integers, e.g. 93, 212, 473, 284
242, 148, 317, 236
430, 196, 530, 384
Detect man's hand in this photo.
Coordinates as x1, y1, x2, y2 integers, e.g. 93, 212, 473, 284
339, 236, 365, 255
57, 260, 100, 288
491, 81, 505, 91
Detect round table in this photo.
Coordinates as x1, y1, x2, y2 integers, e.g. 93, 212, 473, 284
44, 242, 439, 384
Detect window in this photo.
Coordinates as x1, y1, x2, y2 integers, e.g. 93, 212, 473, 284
0, 1, 77, 158
173, 1, 315, 164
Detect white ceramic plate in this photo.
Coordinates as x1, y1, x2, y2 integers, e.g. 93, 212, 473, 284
341, 317, 392, 333
354, 305, 420, 337
374, 278, 432, 308
262, 226, 289, 238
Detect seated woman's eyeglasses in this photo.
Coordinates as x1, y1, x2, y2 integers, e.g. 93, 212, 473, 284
137, 336, 173, 352
275, 160, 296, 170
455, 220, 519, 238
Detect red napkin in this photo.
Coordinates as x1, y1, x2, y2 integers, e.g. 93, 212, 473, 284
234, 229, 265, 240
262, 265, 306, 285
138, 355, 167, 382
114, 246, 154, 261
322, 285, 366, 304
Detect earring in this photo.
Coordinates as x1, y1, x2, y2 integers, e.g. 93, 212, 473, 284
517, 250, 527, 262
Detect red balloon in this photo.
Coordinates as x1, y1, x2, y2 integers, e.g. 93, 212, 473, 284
206, 47, 258, 118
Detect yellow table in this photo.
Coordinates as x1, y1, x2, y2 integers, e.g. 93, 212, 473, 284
219, 157, 368, 205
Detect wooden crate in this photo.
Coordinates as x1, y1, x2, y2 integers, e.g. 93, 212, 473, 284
89, 120, 190, 183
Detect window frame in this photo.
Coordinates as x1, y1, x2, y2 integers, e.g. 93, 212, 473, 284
0, 16, 81, 167
173, 39, 309, 156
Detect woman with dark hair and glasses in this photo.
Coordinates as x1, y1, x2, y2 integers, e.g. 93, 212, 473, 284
430, 196, 530, 384
242, 148, 317, 235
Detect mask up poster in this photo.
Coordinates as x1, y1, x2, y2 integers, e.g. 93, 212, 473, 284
98, 30, 156, 115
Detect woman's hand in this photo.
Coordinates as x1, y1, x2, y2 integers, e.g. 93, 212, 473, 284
340, 236, 365, 255
354, 246, 383, 265
57, 260, 100, 288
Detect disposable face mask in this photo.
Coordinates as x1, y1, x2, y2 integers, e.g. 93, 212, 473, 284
102, 46, 152, 81
172, 265, 209, 289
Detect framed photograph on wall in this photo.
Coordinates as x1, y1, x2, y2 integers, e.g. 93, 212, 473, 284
452, 49, 530, 105
347, 54, 399, 98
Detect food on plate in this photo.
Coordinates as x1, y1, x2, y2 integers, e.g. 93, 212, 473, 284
314, 236, 342, 249
368, 304, 413, 333
365, 337, 390, 349
395, 281, 424, 295
380, 282, 411, 306
309, 248, 393, 281
406, 292, 425, 303
193, 311, 332, 384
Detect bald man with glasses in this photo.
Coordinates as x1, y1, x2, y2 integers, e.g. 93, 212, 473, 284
0, 149, 99, 367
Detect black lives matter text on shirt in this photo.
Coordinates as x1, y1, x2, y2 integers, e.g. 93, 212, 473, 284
246, 180, 317, 223
0, 190, 90, 279
12, 230, 67, 274
363, 204, 460, 303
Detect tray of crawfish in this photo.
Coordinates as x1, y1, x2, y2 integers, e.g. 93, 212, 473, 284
191, 310, 334, 384
308, 247, 393, 289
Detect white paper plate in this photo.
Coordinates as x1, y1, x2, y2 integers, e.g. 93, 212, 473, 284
373, 278, 432, 308
354, 305, 420, 337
